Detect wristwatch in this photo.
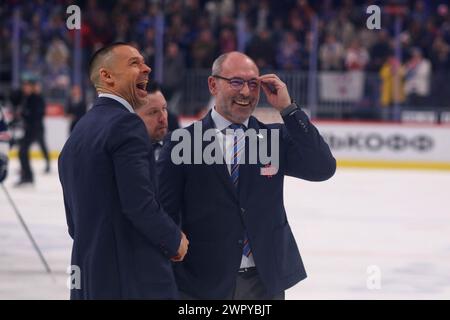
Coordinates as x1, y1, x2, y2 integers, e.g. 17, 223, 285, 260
280, 100, 300, 117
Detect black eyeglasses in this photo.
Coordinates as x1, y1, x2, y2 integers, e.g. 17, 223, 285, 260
212, 75, 260, 91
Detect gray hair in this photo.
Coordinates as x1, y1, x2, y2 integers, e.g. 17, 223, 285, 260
211, 52, 259, 76
211, 53, 231, 76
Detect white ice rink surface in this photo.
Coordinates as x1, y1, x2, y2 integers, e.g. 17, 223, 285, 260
1, 159, 450, 300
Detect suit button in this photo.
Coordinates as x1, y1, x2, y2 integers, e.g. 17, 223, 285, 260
241, 208, 245, 214
238, 240, 243, 244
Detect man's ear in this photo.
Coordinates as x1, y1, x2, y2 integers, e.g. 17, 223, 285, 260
208, 76, 217, 96
100, 68, 113, 85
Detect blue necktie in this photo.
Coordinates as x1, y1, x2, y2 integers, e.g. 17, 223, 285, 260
228, 124, 252, 258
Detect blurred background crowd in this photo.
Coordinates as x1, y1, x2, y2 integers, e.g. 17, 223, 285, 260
1, 0, 450, 120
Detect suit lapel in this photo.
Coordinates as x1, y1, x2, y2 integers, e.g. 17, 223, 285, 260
201, 111, 239, 202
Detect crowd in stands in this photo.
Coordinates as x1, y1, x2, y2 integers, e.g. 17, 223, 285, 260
1, 0, 450, 115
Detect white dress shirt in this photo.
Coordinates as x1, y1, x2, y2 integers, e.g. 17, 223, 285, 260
152, 141, 163, 161
98, 93, 135, 113
211, 107, 249, 172
211, 107, 255, 269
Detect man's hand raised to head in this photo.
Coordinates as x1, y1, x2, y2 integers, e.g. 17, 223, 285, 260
259, 74, 292, 112
171, 231, 189, 262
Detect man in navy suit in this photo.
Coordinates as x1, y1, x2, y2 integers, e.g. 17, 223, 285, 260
58, 43, 189, 299
157, 52, 336, 299
135, 82, 171, 161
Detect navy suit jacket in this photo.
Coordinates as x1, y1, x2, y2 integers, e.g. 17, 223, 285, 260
58, 97, 181, 299
157, 107, 336, 299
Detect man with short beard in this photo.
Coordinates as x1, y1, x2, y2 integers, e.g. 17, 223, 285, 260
157, 51, 336, 300
135, 82, 172, 161
58, 43, 188, 299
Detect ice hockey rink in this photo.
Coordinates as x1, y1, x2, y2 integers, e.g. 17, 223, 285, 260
1, 158, 450, 300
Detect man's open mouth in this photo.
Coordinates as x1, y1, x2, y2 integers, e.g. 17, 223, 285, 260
136, 80, 148, 92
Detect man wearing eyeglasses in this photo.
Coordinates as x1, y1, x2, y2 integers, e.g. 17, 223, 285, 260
157, 51, 336, 299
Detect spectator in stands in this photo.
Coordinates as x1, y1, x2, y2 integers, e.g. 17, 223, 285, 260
404, 47, 431, 107
141, 28, 156, 69
270, 17, 286, 50
411, 0, 429, 25
358, 27, 377, 54
191, 29, 217, 68
166, 13, 186, 45
182, 0, 202, 28
327, 9, 356, 48
246, 29, 276, 70
406, 19, 433, 57
42, 10, 67, 43
380, 55, 405, 112
290, 0, 315, 26
134, 3, 158, 46
254, 0, 272, 33
288, 12, 306, 44
345, 39, 370, 71
320, 33, 345, 71
86, 9, 113, 48
113, 14, 131, 43
430, 35, 450, 108
2, 0, 450, 120
162, 41, 186, 114
368, 30, 392, 72
45, 37, 69, 68
217, 0, 235, 22
276, 31, 302, 71
44, 36, 70, 100
235, 1, 253, 52
219, 27, 237, 54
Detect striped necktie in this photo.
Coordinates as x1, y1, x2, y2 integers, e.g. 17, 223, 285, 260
228, 124, 252, 258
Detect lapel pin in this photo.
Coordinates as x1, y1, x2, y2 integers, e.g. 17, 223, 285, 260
260, 164, 278, 178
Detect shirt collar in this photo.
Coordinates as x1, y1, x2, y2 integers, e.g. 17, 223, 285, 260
98, 93, 135, 113
211, 106, 249, 131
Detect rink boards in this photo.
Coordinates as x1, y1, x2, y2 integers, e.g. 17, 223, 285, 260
6, 114, 450, 171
